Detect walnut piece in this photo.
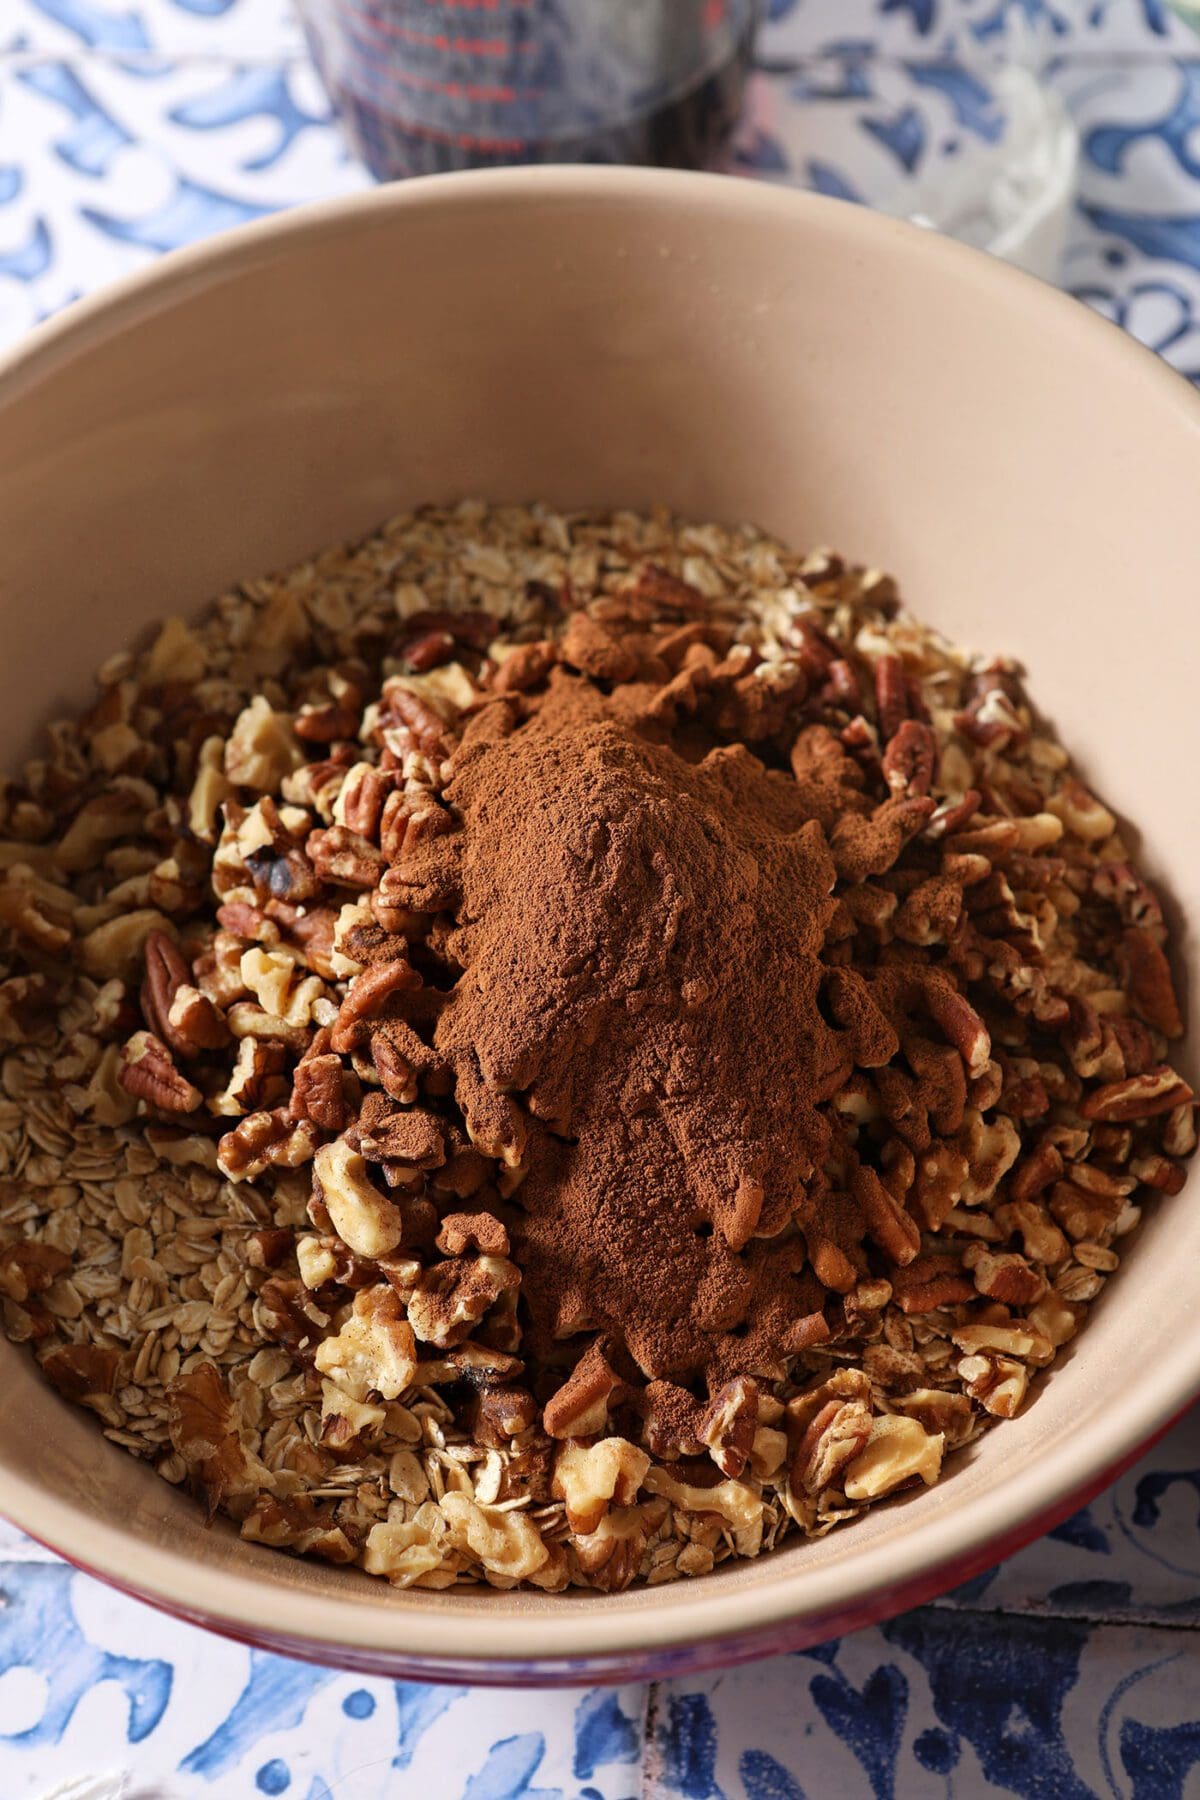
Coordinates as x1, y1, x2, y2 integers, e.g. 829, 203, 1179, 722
313, 1284, 417, 1402
552, 1437, 651, 1534
842, 1415, 944, 1500
314, 1139, 405, 1259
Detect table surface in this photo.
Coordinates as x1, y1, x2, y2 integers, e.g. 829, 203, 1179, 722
3, 1, 1200, 1794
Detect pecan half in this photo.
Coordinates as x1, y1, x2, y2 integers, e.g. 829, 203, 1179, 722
118, 1031, 202, 1113
1081, 1067, 1194, 1123
307, 826, 386, 890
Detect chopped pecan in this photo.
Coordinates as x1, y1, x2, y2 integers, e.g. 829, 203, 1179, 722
789, 1395, 872, 1498
334, 763, 393, 839
0, 1239, 71, 1302
544, 1337, 628, 1440
436, 1211, 510, 1257
406, 1254, 520, 1349
41, 1342, 122, 1401
165, 1361, 251, 1514
1117, 929, 1183, 1038
329, 960, 423, 1054
118, 1031, 202, 1114
891, 1253, 976, 1314
1008, 1137, 1064, 1204
217, 1109, 318, 1183
853, 1164, 920, 1266
874, 654, 909, 741
957, 1350, 1028, 1419
246, 1227, 293, 1269
294, 701, 361, 744
473, 1385, 539, 1448
1163, 1103, 1198, 1160
288, 1053, 350, 1133
962, 1245, 1046, 1306
698, 1375, 758, 1479
1081, 1067, 1194, 1123
882, 719, 936, 798
307, 826, 386, 890
493, 641, 558, 693
632, 563, 708, 615
380, 684, 456, 760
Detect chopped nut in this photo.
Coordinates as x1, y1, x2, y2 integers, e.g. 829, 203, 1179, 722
363, 1505, 448, 1586
641, 1464, 764, 1553
314, 1284, 417, 1402
440, 1492, 548, 1582
543, 1337, 627, 1439
314, 1139, 404, 1259
118, 1031, 202, 1114
218, 1109, 318, 1183
81, 910, 175, 983
552, 1437, 651, 1533
406, 1255, 520, 1349
957, 1351, 1029, 1418
225, 696, 304, 792
319, 1377, 386, 1455
0, 499, 1191, 1599
843, 1415, 944, 1500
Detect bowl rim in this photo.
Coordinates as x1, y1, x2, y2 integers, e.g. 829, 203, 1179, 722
1, 164, 1199, 1676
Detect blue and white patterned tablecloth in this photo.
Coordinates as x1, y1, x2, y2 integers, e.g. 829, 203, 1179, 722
5, 2, 1200, 1795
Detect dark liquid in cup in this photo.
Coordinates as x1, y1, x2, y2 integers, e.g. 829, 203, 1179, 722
299, 1, 759, 181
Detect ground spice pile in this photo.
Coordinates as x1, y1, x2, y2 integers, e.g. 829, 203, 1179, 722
0, 502, 1192, 1593
434, 671, 917, 1386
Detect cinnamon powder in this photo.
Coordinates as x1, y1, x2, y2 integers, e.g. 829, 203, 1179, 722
431, 669, 922, 1388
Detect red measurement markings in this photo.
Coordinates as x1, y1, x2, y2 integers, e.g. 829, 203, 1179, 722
335, 4, 540, 97
342, 87, 527, 150
416, 0, 533, 11
332, 5, 533, 53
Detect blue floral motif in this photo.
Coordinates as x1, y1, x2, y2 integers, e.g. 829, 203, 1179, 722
880, 0, 936, 35
0, 216, 53, 279
461, 1732, 559, 1800
81, 173, 275, 249
1085, 61, 1200, 180
0, 1564, 172, 1748
660, 1693, 723, 1800
26, 0, 150, 54
884, 1610, 1095, 1799
573, 1691, 641, 1781
394, 1681, 470, 1768
1119, 1716, 1200, 1799
168, 67, 330, 173
1071, 278, 1200, 379
5, 4, 1200, 1797
902, 57, 1005, 140
181, 1653, 333, 1779
1078, 202, 1200, 274
1049, 1507, 1113, 1555
807, 1659, 908, 1797
739, 1749, 808, 1799
16, 61, 133, 176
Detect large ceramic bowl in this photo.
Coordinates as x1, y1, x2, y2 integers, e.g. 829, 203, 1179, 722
0, 168, 1197, 1685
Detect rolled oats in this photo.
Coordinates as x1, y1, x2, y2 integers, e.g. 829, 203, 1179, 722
0, 501, 1191, 1592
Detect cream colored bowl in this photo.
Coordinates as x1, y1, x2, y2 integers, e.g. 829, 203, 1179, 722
1, 169, 1197, 1683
